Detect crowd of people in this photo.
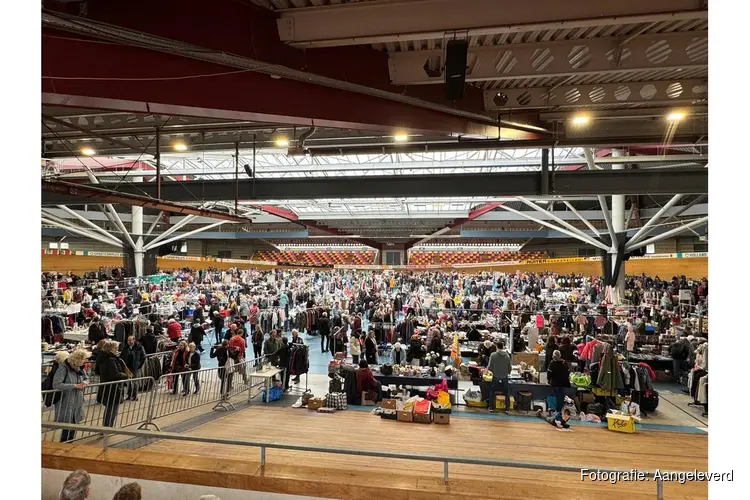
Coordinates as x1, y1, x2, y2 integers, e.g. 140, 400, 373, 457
57, 469, 221, 500
43, 266, 707, 434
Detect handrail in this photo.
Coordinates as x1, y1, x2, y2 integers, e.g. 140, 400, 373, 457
41, 421, 668, 497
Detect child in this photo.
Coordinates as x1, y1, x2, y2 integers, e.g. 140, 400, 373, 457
536, 408, 572, 431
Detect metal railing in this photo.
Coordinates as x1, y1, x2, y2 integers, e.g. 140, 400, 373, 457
41, 354, 274, 441
40, 422, 668, 499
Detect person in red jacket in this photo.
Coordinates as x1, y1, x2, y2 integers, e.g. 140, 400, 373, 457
166, 318, 182, 341
355, 360, 382, 402
228, 329, 249, 384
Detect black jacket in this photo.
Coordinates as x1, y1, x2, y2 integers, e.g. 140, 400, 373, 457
559, 343, 577, 363
547, 359, 571, 387
98, 351, 129, 383
318, 318, 330, 337
88, 323, 107, 344
190, 325, 205, 345
141, 332, 157, 355
210, 345, 229, 367
189, 351, 201, 371
120, 342, 146, 372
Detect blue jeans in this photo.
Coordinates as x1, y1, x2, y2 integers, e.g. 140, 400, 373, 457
551, 386, 566, 413
488, 377, 510, 410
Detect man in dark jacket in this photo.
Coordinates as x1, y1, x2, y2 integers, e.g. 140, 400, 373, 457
87, 316, 107, 344
212, 311, 224, 345
670, 338, 690, 383
190, 322, 206, 353
121, 336, 146, 400
211, 340, 231, 396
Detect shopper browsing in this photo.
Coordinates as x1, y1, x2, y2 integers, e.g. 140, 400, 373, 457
486, 340, 512, 414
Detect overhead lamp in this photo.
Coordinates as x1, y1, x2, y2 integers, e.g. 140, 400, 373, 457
666, 111, 686, 122
571, 114, 590, 126
80, 147, 96, 156
173, 142, 188, 152
393, 133, 409, 142
275, 137, 290, 148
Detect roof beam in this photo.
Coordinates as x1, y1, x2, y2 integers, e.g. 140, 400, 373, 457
277, 0, 706, 48
405, 201, 503, 250
42, 170, 708, 206
41, 180, 254, 223
42, 114, 148, 155
51, 154, 708, 179
249, 204, 382, 250
42, 12, 500, 137
389, 32, 707, 85
484, 80, 707, 111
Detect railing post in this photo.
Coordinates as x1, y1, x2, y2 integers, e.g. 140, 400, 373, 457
443, 461, 449, 482
656, 477, 663, 500
261, 446, 266, 467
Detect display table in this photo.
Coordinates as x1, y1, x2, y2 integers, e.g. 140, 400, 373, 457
249, 367, 285, 404
373, 373, 459, 390
477, 379, 578, 404
62, 331, 88, 343
629, 354, 673, 372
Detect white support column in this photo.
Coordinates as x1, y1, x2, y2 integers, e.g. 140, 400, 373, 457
132, 175, 144, 277
610, 149, 626, 303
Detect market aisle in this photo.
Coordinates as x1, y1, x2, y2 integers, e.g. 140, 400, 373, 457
144, 406, 708, 498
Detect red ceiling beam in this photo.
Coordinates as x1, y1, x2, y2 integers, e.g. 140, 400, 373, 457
249, 204, 382, 251
45, 0, 494, 122
404, 201, 503, 252
42, 32, 494, 136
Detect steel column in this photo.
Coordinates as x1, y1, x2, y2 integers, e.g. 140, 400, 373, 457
598, 195, 618, 251
155, 128, 161, 199
625, 217, 708, 252
540, 149, 549, 196
132, 173, 145, 277
610, 149, 626, 302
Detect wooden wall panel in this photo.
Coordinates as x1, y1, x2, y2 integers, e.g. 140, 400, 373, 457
42, 255, 707, 280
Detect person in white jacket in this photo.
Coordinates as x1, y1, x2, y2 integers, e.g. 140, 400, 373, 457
349, 332, 362, 364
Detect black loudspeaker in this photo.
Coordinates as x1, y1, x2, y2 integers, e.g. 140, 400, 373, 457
444, 39, 468, 101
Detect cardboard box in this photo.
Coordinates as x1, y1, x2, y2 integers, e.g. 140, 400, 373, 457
607, 413, 636, 434
361, 392, 376, 406
581, 392, 596, 403
396, 409, 413, 422
434, 413, 451, 425
495, 395, 515, 410
414, 408, 432, 424
381, 399, 397, 410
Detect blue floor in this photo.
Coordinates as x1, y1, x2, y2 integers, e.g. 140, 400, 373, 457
192, 323, 706, 435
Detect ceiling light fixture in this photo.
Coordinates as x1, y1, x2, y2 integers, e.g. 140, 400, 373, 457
393, 133, 409, 142
571, 114, 590, 126
275, 137, 290, 148
80, 147, 96, 156
666, 111, 686, 122
173, 142, 188, 152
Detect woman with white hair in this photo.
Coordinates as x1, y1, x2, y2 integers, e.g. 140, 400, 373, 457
52, 349, 89, 442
